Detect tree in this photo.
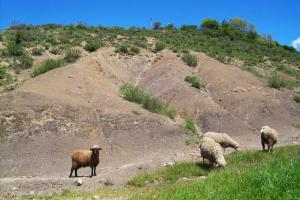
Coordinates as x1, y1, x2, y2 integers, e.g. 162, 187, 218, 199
165, 23, 175, 30
201, 18, 219, 30
153, 22, 161, 30
180, 24, 197, 31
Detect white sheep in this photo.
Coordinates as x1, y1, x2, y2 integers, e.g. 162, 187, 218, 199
260, 126, 279, 152
69, 145, 103, 177
200, 137, 227, 167
203, 132, 239, 152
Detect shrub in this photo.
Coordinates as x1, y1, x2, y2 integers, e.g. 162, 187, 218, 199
18, 54, 33, 68
153, 42, 165, 53
31, 47, 44, 56
130, 46, 140, 54
182, 53, 198, 67
6, 43, 25, 56
201, 18, 219, 30
32, 59, 64, 77
183, 116, 197, 134
153, 22, 161, 30
115, 45, 129, 54
120, 84, 176, 119
184, 75, 204, 89
180, 25, 197, 31
267, 73, 285, 89
294, 94, 300, 103
0, 67, 13, 86
64, 49, 81, 63
50, 47, 62, 55
84, 40, 102, 52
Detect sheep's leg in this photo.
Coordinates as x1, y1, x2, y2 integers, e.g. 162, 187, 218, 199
261, 137, 265, 151
94, 167, 97, 176
69, 169, 73, 177
75, 169, 78, 177
90, 167, 93, 177
267, 145, 271, 153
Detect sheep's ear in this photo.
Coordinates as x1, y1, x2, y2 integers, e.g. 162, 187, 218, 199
98, 147, 103, 150
89, 148, 94, 151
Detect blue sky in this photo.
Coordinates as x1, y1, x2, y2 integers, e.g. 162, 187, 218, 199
1, 0, 299, 49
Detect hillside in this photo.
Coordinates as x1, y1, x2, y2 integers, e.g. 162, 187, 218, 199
0, 19, 300, 198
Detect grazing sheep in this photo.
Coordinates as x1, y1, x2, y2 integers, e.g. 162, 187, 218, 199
203, 132, 239, 152
200, 137, 227, 167
69, 145, 103, 177
260, 126, 279, 152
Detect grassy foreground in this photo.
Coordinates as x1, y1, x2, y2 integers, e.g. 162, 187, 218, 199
10, 145, 300, 200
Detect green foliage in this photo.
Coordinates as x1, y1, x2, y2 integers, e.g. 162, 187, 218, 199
0, 67, 13, 86
153, 22, 161, 30
6, 43, 25, 56
115, 44, 129, 54
128, 163, 208, 187
182, 53, 198, 67
50, 47, 62, 55
31, 47, 44, 56
180, 25, 197, 31
292, 123, 300, 129
201, 18, 219, 30
120, 84, 176, 119
294, 94, 300, 103
267, 73, 285, 89
84, 40, 102, 52
32, 59, 64, 77
64, 49, 81, 63
153, 42, 165, 53
183, 116, 197, 134
184, 75, 204, 89
17, 54, 33, 68
130, 46, 140, 54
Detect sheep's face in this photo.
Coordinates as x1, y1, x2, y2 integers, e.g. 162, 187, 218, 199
90, 147, 103, 156
260, 126, 269, 134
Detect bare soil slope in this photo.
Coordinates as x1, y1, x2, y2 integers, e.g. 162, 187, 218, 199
0, 48, 299, 197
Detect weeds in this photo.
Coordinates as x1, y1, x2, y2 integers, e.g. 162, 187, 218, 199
32, 59, 65, 77
120, 84, 176, 119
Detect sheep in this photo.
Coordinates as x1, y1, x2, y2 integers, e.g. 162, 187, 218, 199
260, 126, 279, 152
69, 145, 103, 178
200, 137, 227, 167
203, 132, 239, 152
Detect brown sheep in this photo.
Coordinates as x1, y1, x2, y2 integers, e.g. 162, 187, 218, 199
260, 126, 279, 152
69, 145, 103, 177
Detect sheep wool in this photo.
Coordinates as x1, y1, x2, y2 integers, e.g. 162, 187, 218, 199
260, 126, 279, 152
203, 132, 239, 150
69, 145, 102, 177
200, 137, 227, 167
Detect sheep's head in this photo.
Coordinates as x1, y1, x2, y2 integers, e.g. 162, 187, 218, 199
233, 142, 239, 151
90, 145, 103, 155
260, 126, 270, 134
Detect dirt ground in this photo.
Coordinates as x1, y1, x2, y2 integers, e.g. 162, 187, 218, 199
0, 48, 299, 197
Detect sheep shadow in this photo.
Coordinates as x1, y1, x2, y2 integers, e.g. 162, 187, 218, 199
195, 161, 214, 172
69, 175, 94, 178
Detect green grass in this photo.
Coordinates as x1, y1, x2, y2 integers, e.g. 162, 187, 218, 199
182, 53, 198, 67
84, 40, 102, 52
115, 44, 129, 54
184, 75, 204, 89
267, 72, 285, 89
128, 163, 208, 187
31, 59, 65, 77
0, 67, 13, 86
183, 116, 197, 134
120, 84, 176, 119
63, 49, 81, 63
31, 47, 44, 56
153, 42, 165, 53
131, 145, 300, 200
